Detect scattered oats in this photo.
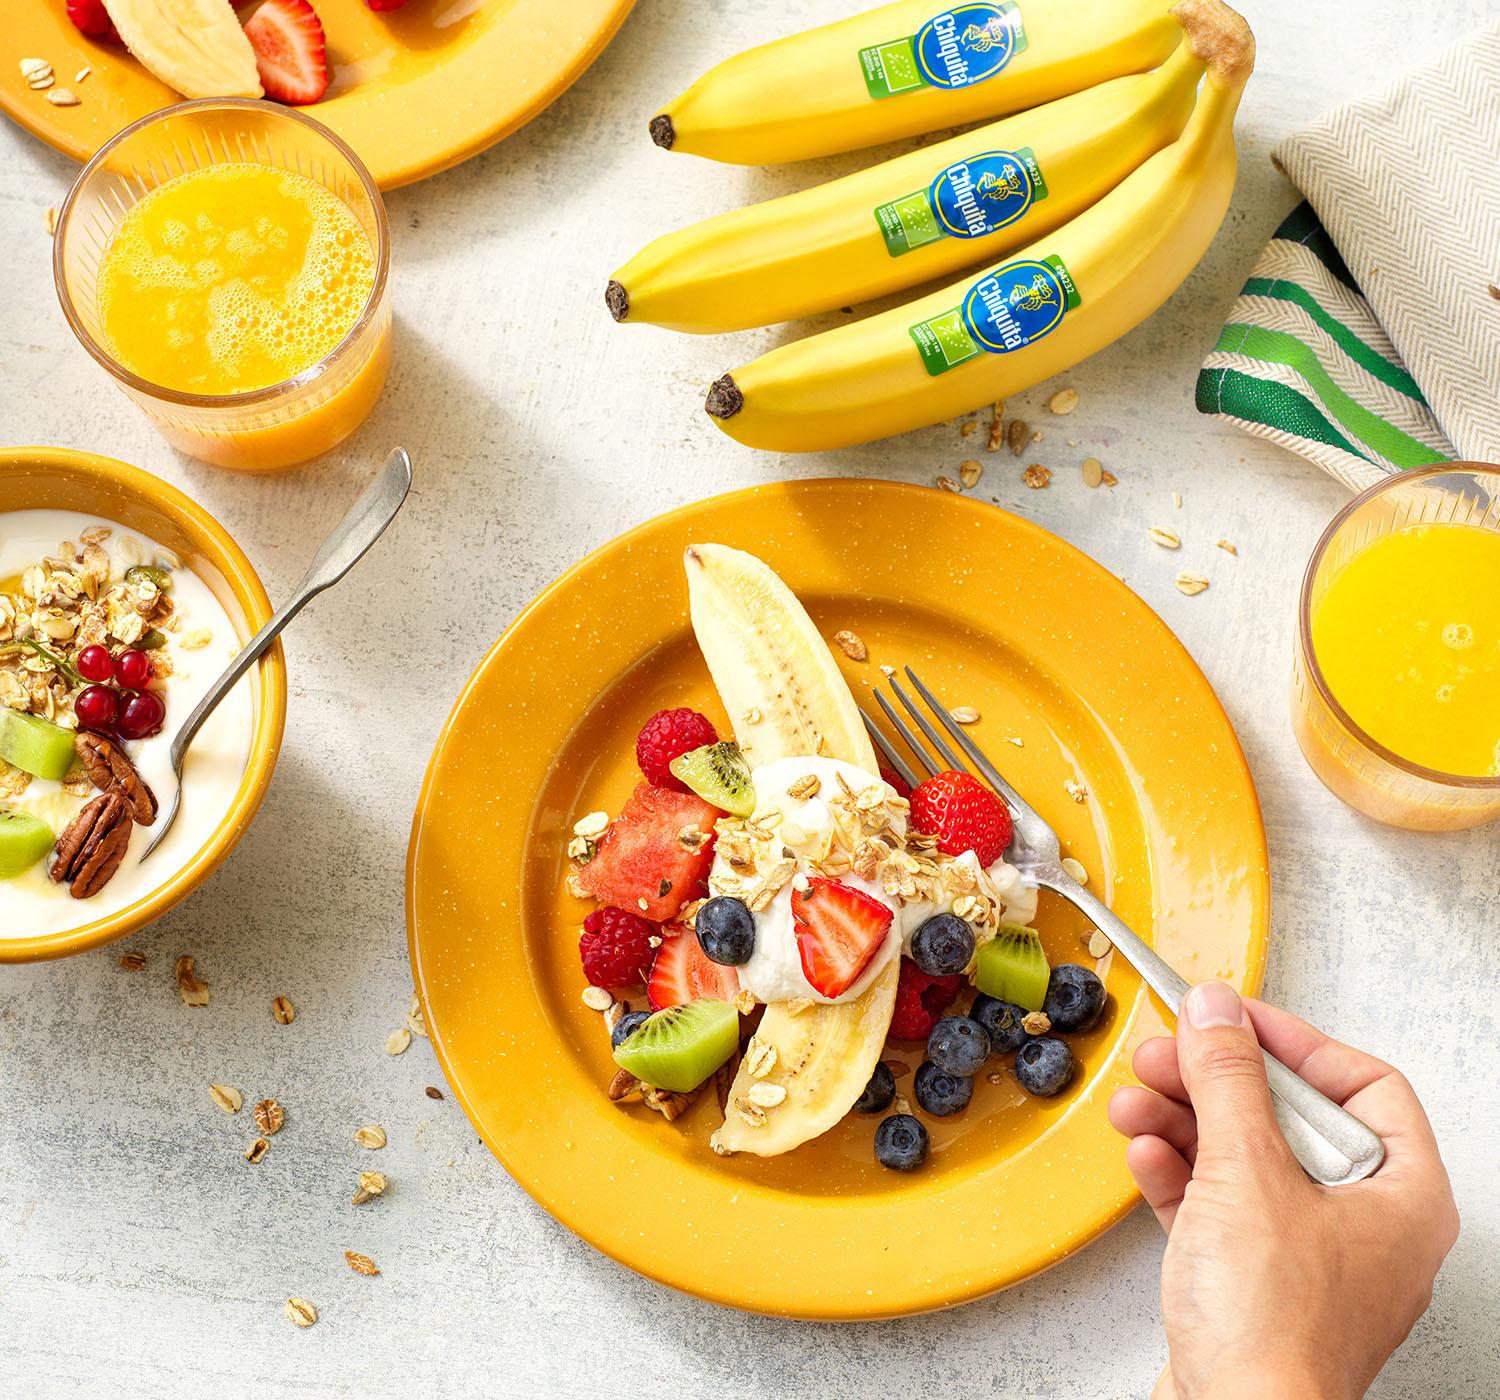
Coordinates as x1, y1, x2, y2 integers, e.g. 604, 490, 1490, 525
832, 630, 867, 662
180, 626, 212, 650
20, 59, 53, 88
1061, 856, 1088, 885
734, 989, 756, 1017
1007, 736, 1023, 746
677, 827, 709, 852
741, 706, 762, 724
1088, 929, 1113, 958
175, 955, 209, 1007
949, 706, 980, 725
987, 403, 1005, 451
209, 1084, 242, 1114
566, 835, 592, 861
118, 951, 146, 971
74, 65, 91, 83
271, 995, 295, 1025
785, 997, 814, 1017
986, 1071, 1004, 1086
1031, 430, 1043, 443
960, 459, 982, 489
285, 1298, 318, 1328
780, 821, 806, 845
960, 420, 977, 438
734, 1097, 767, 1127
936, 474, 961, 493
1006, 418, 1029, 456
46, 90, 80, 106
345, 1251, 379, 1277
352, 1171, 386, 1204
581, 986, 612, 1011
385, 1027, 412, 1055
790, 871, 810, 893
572, 811, 608, 840
892, 1093, 913, 1116
1100, 470, 1118, 487
254, 1100, 285, 1135
406, 995, 428, 1038
1147, 526, 1181, 550
565, 872, 590, 899
637, 897, 649, 912
1081, 457, 1104, 488
1021, 1011, 1052, 1036
648, 935, 662, 949
1049, 388, 1079, 415
354, 1125, 387, 1150
1022, 464, 1052, 489
245, 1137, 270, 1163
879, 664, 896, 677
603, 1000, 626, 1034
44, 207, 58, 237
745, 1040, 777, 1078
786, 773, 821, 800
747, 1082, 786, 1108
425, 1086, 445, 1100
1174, 572, 1209, 596
1173, 492, 1183, 508
1216, 538, 1237, 555
1064, 779, 1088, 803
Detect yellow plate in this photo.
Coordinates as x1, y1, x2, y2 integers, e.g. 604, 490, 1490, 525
406, 479, 1268, 1318
0, 0, 636, 190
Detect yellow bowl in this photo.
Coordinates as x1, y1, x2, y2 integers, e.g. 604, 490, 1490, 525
0, 446, 287, 963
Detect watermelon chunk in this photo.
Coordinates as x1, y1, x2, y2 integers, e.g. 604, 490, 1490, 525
579, 782, 718, 922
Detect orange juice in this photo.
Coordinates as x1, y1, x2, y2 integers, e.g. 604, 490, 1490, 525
96, 163, 374, 396
1310, 523, 1500, 778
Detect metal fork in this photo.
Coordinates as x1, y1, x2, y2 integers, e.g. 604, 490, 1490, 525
862, 666, 1385, 1187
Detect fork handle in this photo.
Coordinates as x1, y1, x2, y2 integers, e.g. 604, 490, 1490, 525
1046, 876, 1386, 1187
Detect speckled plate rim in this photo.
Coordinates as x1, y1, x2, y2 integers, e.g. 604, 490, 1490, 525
0, 446, 287, 964
406, 479, 1269, 1318
0, 0, 638, 191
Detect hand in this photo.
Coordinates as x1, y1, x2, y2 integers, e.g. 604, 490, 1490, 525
1108, 981, 1458, 1400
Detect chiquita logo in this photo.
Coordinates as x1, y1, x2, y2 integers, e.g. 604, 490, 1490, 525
1011, 274, 1058, 312
930, 151, 1036, 239
961, 259, 1069, 352
914, 4, 1019, 89
977, 166, 1025, 202
961, 19, 1010, 52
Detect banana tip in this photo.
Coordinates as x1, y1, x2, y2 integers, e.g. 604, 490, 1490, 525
705, 374, 742, 421
605, 279, 629, 322
648, 114, 675, 150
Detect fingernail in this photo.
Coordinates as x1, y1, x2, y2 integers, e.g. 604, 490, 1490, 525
1185, 980, 1245, 1029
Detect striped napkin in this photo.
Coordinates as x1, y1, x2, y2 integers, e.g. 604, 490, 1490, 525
1198, 23, 1500, 492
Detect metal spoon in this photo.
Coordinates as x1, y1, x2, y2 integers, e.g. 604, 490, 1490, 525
141, 447, 413, 859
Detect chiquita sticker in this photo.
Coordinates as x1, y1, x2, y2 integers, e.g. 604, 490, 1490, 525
859, 3, 1029, 101
908, 255, 1079, 376
875, 148, 1048, 257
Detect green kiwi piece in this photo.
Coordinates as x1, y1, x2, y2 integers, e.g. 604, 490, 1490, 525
612, 998, 740, 1092
973, 924, 1051, 1012
0, 808, 55, 879
0, 710, 79, 781
668, 741, 756, 817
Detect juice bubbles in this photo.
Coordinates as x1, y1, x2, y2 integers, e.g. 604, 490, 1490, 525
97, 164, 374, 397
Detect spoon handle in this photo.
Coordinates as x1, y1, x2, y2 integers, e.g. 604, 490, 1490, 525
167, 448, 413, 772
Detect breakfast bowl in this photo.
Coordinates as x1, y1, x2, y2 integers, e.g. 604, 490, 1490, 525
0, 446, 286, 963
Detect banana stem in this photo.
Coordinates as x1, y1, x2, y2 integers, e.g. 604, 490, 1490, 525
1170, 0, 1255, 84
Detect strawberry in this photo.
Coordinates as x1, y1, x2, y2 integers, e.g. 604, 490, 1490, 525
365, 0, 413, 10
65, 0, 120, 41
909, 770, 1012, 867
878, 766, 911, 799
243, 0, 328, 106
579, 782, 718, 922
791, 877, 893, 999
647, 925, 740, 1010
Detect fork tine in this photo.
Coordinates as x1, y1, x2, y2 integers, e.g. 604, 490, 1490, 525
888, 678, 974, 775
860, 711, 920, 791
901, 667, 1030, 815
872, 690, 940, 778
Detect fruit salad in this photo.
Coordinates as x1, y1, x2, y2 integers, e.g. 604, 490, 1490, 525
566, 544, 1108, 1170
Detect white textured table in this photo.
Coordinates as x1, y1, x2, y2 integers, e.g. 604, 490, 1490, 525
2, 3, 1497, 1395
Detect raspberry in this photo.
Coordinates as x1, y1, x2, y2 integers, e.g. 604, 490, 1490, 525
635, 708, 718, 791
888, 957, 963, 1041
910, 770, 1012, 867
579, 906, 657, 988
65, 0, 119, 39
879, 766, 911, 799
365, 0, 412, 9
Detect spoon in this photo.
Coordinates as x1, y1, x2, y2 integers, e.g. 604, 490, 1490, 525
141, 447, 413, 859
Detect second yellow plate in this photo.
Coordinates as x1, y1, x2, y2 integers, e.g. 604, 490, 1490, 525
406, 479, 1269, 1318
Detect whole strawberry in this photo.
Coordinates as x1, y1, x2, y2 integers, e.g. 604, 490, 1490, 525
579, 906, 657, 988
635, 707, 717, 791
909, 770, 1012, 867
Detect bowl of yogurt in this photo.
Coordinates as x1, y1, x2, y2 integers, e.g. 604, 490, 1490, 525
0, 447, 286, 961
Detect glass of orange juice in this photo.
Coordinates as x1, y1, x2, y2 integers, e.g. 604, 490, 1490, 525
1293, 463, 1500, 831
54, 99, 391, 472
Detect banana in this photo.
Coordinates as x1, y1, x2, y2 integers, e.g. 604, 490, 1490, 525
683, 543, 894, 1157
650, 0, 1183, 166
704, 0, 1253, 453
611, 40, 1204, 334
102, 0, 263, 100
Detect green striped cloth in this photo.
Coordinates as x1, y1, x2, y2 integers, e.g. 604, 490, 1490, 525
1197, 201, 1455, 494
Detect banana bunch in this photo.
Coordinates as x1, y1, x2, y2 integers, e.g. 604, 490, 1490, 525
610, 0, 1254, 451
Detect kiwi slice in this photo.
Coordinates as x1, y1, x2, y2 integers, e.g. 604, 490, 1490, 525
668, 741, 756, 817
973, 924, 1051, 1012
0, 710, 79, 781
612, 998, 739, 1092
0, 808, 55, 879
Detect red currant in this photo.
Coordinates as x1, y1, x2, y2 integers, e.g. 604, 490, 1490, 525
116, 690, 166, 740
76, 645, 115, 683
116, 649, 152, 689
75, 684, 119, 730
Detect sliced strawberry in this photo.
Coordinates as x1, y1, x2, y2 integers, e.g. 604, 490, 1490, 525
647, 925, 740, 1011
791, 878, 893, 999
243, 0, 328, 105
579, 782, 718, 922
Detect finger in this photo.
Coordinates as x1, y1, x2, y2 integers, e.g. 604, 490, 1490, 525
1125, 1134, 1190, 1233
1108, 1085, 1199, 1164
1133, 1036, 1189, 1103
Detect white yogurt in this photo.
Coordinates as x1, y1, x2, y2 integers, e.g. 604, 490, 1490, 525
0, 510, 253, 939
716, 756, 1035, 1006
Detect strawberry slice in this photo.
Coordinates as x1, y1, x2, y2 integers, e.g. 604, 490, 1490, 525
243, 0, 328, 105
791, 878, 893, 999
647, 925, 740, 1011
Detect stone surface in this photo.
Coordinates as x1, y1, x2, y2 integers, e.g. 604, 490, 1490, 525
1, 1, 1497, 1395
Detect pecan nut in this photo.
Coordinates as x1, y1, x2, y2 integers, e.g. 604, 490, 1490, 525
50, 791, 133, 898
75, 731, 157, 825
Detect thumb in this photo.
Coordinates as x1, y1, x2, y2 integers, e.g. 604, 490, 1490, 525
1176, 980, 1288, 1171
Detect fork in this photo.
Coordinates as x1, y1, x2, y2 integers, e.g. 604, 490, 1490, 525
861, 666, 1386, 1187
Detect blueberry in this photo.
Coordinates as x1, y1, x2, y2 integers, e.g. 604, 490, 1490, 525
695, 896, 755, 966
909, 913, 975, 977
913, 1060, 973, 1117
874, 1113, 930, 1171
1014, 1037, 1074, 1096
969, 993, 1031, 1054
1042, 964, 1107, 1035
926, 1016, 990, 1076
610, 1010, 650, 1050
854, 1061, 896, 1115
